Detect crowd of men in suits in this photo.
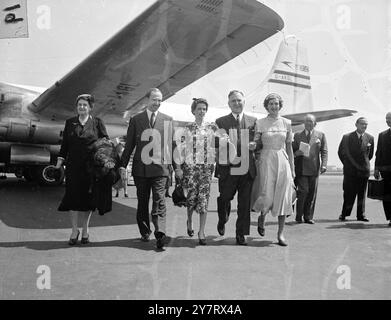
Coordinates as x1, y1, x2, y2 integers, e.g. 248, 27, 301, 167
293, 114, 391, 227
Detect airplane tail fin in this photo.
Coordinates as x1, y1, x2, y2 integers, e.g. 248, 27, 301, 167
265, 35, 314, 113
248, 35, 356, 124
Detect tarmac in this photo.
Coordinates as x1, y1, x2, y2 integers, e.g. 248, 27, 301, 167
0, 175, 390, 300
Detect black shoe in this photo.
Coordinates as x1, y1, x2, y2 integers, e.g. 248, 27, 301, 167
198, 232, 207, 245
187, 220, 194, 237
357, 217, 369, 222
124, 194, 128, 198
296, 219, 303, 224
156, 236, 165, 249
388, 221, 391, 227
257, 226, 265, 237
304, 220, 315, 224
115, 193, 119, 198
257, 215, 265, 237
217, 221, 225, 236
277, 238, 288, 246
236, 235, 247, 246
198, 238, 207, 245
339, 215, 346, 221
81, 234, 90, 244
68, 230, 80, 246
140, 234, 150, 242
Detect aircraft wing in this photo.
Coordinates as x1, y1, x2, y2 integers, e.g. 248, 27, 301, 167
284, 109, 357, 126
28, 0, 283, 125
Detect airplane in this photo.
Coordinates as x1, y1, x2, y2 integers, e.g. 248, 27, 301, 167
159, 35, 357, 130
0, 0, 285, 185
0, 0, 355, 186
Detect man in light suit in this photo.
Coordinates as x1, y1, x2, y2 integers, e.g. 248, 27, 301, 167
120, 88, 176, 249
215, 90, 259, 245
374, 112, 391, 226
292, 114, 328, 224
338, 117, 374, 222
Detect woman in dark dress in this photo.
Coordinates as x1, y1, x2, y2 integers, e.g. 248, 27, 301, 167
55, 94, 109, 245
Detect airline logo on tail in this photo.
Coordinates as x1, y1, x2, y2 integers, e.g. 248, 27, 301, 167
271, 56, 311, 89
266, 36, 314, 113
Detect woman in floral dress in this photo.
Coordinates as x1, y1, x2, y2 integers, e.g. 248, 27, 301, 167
175, 98, 222, 245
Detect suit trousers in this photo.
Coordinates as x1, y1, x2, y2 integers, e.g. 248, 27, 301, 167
341, 174, 368, 218
217, 172, 253, 236
295, 175, 318, 221
134, 176, 167, 239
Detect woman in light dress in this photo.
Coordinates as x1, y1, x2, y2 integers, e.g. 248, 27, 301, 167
251, 93, 295, 246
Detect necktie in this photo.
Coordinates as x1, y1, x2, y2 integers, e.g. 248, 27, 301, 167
150, 112, 155, 128
236, 114, 241, 157
359, 134, 363, 145
306, 131, 311, 143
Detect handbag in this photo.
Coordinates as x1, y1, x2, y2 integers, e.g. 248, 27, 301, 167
292, 184, 297, 206
290, 184, 297, 216
367, 179, 384, 200
172, 183, 187, 207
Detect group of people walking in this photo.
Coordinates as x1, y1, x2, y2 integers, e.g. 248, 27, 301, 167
55, 89, 391, 250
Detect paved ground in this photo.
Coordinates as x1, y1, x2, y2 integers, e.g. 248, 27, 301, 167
0, 175, 390, 300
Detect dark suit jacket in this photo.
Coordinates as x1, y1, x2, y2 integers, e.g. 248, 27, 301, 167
215, 113, 257, 179
375, 128, 391, 180
338, 131, 374, 178
121, 110, 174, 178
293, 129, 328, 177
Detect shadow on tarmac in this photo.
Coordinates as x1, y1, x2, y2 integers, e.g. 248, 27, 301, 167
0, 236, 275, 251
166, 236, 274, 248
326, 222, 390, 229
251, 218, 341, 227
0, 178, 137, 229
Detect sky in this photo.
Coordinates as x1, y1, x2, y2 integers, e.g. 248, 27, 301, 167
0, 0, 390, 166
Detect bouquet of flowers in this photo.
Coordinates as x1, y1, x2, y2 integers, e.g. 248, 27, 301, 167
91, 137, 120, 181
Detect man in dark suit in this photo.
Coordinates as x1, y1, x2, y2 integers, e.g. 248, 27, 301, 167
338, 117, 374, 222
215, 90, 259, 245
374, 112, 391, 226
120, 88, 176, 249
293, 114, 328, 224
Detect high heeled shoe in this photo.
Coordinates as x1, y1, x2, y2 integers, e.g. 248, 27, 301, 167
277, 237, 288, 246
198, 232, 206, 245
257, 215, 265, 237
68, 230, 80, 246
187, 220, 194, 237
81, 234, 90, 244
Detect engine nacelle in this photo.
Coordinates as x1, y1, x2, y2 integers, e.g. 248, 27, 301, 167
0, 120, 62, 145
0, 142, 64, 186
0, 142, 60, 165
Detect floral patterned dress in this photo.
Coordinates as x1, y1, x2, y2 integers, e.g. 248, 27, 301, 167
179, 122, 218, 215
